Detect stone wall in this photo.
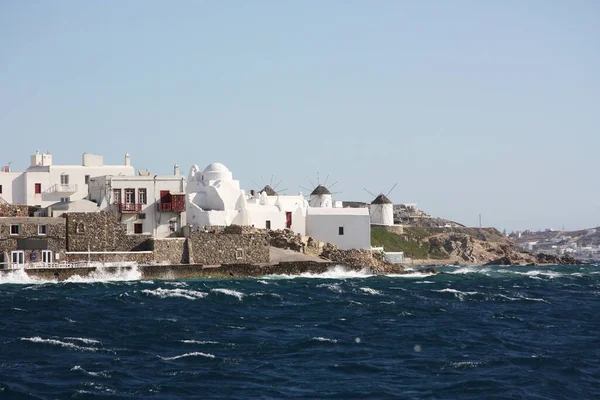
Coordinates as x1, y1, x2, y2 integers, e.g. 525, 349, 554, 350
0, 217, 66, 264
65, 252, 154, 264
66, 211, 151, 252
0, 204, 33, 217
151, 238, 189, 264
188, 230, 269, 265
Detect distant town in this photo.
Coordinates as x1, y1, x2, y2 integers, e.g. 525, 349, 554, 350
511, 228, 600, 261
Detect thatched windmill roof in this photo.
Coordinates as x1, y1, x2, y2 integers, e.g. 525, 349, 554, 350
371, 193, 392, 205
311, 185, 331, 195
260, 185, 277, 196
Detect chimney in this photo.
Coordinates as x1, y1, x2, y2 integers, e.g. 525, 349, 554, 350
174, 164, 179, 176
125, 153, 131, 166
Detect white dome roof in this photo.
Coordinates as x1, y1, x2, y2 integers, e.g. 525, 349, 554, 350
203, 163, 230, 173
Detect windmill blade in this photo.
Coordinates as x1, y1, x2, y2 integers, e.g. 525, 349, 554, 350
363, 188, 377, 198
273, 179, 283, 190
306, 176, 315, 188
386, 183, 398, 197
329, 181, 339, 189
317, 171, 320, 185
323, 173, 330, 186
251, 180, 261, 189
269, 174, 274, 186
299, 185, 312, 192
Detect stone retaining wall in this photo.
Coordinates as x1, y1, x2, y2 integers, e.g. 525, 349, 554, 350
188, 231, 269, 265
151, 238, 189, 264
65, 252, 154, 264
66, 212, 151, 252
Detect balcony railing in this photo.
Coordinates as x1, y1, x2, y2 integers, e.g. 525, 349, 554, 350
118, 203, 142, 213
157, 202, 186, 212
43, 183, 78, 196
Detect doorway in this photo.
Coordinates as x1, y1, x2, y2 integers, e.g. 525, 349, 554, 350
11, 251, 25, 268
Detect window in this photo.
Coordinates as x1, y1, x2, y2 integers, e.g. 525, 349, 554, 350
76, 222, 85, 234
339, 226, 344, 235
138, 188, 147, 204
0, 184, 2, 194
11, 251, 24, 265
60, 197, 70, 203
35, 183, 42, 194
125, 188, 135, 204
85, 175, 90, 184
60, 174, 69, 185
235, 248, 245, 260
10, 224, 20, 235
42, 250, 53, 264
169, 220, 177, 233
134, 223, 143, 234
266, 220, 271, 229
38, 225, 47, 235
113, 189, 122, 204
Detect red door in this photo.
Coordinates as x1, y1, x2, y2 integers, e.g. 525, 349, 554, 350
286, 212, 292, 229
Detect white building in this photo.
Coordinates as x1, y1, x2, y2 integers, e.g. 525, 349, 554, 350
0, 151, 134, 207
88, 166, 186, 238
186, 162, 371, 250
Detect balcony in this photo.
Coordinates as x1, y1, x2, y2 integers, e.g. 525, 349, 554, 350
118, 203, 142, 213
43, 183, 78, 197
157, 202, 186, 212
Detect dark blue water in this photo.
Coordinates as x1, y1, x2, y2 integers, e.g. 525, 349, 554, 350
1, 264, 599, 399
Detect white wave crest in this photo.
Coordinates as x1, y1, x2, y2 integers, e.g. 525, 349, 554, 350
435, 288, 480, 300
66, 266, 142, 282
21, 337, 98, 352
0, 269, 48, 284
311, 337, 339, 343
317, 283, 344, 293
158, 352, 215, 360
181, 340, 219, 345
360, 287, 382, 295
265, 266, 373, 280
447, 266, 491, 275
513, 270, 563, 279
65, 337, 101, 345
386, 272, 437, 278
164, 281, 188, 287
211, 288, 244, 300
71, 365, 111, 378
141, 288, 208, 300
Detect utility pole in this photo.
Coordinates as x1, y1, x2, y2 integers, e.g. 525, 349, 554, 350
479, 213, 482, 228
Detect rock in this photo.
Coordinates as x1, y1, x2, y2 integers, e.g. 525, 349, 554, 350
535, 253, 581, 265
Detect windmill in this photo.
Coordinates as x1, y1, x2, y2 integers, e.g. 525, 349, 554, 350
299, 172, 341, 208
364, 183, 397, 226
251, 174, 288, 197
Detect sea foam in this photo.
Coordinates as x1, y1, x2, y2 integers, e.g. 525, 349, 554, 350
141, 288, 208, 300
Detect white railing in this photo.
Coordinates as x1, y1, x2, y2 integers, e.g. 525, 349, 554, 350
43, 183, 78, 195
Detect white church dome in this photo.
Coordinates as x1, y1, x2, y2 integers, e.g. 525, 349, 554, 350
202, 162, 233, 181
203, 163, 230, 173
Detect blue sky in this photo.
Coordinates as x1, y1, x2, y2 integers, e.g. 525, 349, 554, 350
1, 1, 598, 231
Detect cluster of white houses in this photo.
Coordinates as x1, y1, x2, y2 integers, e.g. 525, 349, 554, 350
0, 152, 399, 268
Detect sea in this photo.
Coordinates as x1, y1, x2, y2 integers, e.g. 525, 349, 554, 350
1, 264, 599, 400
